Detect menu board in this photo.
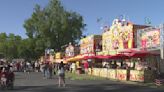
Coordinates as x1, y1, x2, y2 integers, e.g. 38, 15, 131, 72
102, 19, 133, 52
137, 28, 160, 49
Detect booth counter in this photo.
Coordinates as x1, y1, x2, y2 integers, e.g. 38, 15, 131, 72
129, 70, 156, 82
107, 69, 116, 79
129, 70, 144, 82
91, 68, 128, 80
87, 67, 156, 82
116, 69, 129, 81
99, 68, 108, 78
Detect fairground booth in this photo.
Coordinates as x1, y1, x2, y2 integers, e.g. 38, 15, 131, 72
64, 42, 80, 73
80, 35, 102, 73
89, 19, 162, 82
65, 35, 102, 74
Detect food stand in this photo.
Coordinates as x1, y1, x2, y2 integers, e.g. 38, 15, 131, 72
127, 27, 161, 82
90, 19, 159, 82
80, 35, 102, 73
65, 43, 81, 73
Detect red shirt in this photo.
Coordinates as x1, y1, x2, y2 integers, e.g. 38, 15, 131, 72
84, 62, 89, 69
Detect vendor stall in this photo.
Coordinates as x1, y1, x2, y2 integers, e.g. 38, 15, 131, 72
90, 19, 159, 82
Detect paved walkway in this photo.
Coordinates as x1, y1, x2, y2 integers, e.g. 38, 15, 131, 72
2, 72, 164, 92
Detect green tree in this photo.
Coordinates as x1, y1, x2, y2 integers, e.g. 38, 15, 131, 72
24, 0, 85, 60
0, 33, 8, 59
0, 33, 22, 61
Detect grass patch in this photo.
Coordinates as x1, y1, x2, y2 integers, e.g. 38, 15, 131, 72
66, 72, 107, 80
65, 72, 164, 88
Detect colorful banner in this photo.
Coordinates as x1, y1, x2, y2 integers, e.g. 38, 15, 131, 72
138, 28, 160, 48
129, 70, 144, 82
116, 69, 128, 80
102, 19, 133, 53
55, 52, 63, 59
80, 35, 101, 54
65, 43, 75, 57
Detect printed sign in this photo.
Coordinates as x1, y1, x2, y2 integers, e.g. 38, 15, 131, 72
102, 19, 133, 53
65, 43, 75, 57
129, 70, 144, 82
116, 69, 128, 80
137, 27, 160, 49
80, 35, 102, 54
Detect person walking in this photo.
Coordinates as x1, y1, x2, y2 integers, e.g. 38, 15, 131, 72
44, 62, 49, 79
58, 61, 65, 87
48, 63, 53, 79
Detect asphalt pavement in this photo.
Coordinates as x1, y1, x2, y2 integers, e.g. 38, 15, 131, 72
1, 72, 164, 92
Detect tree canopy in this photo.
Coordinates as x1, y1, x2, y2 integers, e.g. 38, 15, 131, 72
0, 0, 85, 61
23, 0, 85, 60
0, 33, 22, 61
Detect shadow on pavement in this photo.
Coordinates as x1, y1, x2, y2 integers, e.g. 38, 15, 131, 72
7, 83, 164, 92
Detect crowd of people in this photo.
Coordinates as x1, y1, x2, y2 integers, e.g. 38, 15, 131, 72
0, 61, 15, 89
0, 60, 87, 89
40, 61, 66, 87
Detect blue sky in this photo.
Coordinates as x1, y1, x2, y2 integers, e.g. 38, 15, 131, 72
0, 0, 164, 38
